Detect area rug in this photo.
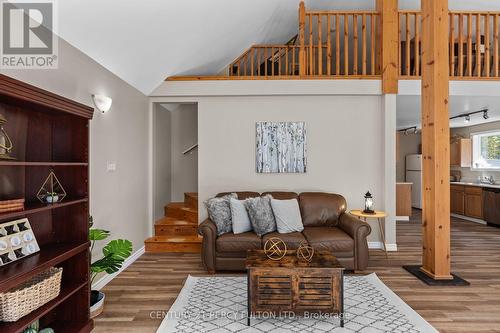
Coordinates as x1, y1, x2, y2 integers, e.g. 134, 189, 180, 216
156, 274, 437, 333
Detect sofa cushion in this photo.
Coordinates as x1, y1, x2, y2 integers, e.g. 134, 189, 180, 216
302, 227, 354, 254
217, 192, 260, 200
298, 192, 347, 227
262, 192, 298, 200
230, 198, 252, 234
271, 198, 304, 233
262, 232, 306, 250
216, 232, 261, 253
205, 193, 237, 236
244, 195, 277, 237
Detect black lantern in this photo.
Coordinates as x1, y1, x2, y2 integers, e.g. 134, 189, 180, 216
363, 191, 375, 214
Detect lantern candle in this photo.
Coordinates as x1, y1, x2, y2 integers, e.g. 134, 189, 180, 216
363, 191, 375, 214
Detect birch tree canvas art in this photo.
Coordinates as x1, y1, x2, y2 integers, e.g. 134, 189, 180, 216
256, 121, 307, 173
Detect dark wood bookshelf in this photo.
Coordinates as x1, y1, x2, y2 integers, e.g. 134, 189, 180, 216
0, 74, 94, 332
0, 198, 88, 221
0, 161, 88, 166
0, 281, 88, 333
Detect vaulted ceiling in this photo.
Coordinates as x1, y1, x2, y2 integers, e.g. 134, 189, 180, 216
55, 0, 500, 94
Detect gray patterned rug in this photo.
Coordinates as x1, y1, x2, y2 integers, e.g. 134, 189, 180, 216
156, 274, 437, 333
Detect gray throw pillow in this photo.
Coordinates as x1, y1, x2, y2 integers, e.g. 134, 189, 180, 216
244, 195, 276, 237
205, 193, 237, 236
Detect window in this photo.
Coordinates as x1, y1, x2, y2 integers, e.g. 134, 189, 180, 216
471, 130, 500, 170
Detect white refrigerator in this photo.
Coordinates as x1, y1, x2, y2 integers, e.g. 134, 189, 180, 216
405, 154, 422, 209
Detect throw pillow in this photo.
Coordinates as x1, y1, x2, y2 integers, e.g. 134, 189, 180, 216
244, 195, 276, 237
271, 198, 304, 233
230, 198, 253, 234
204, 193, 237, 236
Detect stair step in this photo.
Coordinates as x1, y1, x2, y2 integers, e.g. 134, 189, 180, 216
165, 202, 197, 223
145, 235, 202, 253
184, 192, 198, 209
154, 217, 198, 236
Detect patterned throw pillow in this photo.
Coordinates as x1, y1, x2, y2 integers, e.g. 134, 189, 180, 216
205, 193, 237, 236
244, 195, 277, 237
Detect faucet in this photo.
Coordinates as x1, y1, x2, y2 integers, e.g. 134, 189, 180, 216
480, 176, 495, 185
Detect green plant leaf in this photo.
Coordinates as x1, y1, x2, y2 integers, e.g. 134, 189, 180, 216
103, 239, 133, 261
89, 229, 110, 241
91, 253, 124, 274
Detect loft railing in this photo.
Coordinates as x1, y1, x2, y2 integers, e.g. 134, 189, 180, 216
229, 45, 301, 77
302, 10, 380, 77
399, 10, 500, 79
228, 5, 381, 78
169, 3, 500, 82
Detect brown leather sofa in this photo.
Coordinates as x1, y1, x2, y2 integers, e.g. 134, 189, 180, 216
198, 191, 372, 273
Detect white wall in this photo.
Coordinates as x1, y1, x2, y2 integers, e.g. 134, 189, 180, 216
1, 38, 149, 258
154, 104, 172, 220
198, 95, 385, 243
170, 104, 198, 202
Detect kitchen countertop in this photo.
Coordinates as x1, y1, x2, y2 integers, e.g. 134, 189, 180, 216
450, 181, 500, 189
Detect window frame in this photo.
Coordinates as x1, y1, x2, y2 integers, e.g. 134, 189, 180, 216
470, 129, 500, 171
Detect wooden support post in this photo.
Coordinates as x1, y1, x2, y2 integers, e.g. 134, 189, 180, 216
377, 0, 399, 93
298, 1, 306, 75
420, 0, 453, 280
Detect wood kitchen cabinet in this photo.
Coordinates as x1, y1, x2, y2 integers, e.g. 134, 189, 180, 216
464, 186, 483, 219
450, 184, 483, 219
450, 138, 471, 167
450, 185, 465, 215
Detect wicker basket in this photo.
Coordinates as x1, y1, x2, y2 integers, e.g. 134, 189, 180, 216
0, 267, 63, 322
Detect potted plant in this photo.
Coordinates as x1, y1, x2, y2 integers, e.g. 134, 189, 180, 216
45, 192, 59, 203
89, 216, 132, 318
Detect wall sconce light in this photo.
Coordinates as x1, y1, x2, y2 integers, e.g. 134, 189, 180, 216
92, 94, 112, 113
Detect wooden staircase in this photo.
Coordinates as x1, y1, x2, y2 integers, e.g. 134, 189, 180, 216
145, 192, 202, 253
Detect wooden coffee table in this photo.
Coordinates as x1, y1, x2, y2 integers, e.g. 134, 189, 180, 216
245, 250, 345, 327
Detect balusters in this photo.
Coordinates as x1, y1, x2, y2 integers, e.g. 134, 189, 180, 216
371, 14, 376, 75
344, 14, 349, 75
336, 14, 340, 75
353, 14, 358, 75
327, 15, 332, 75
450, 13, 455, 76
485, 14, 490, 77
467, 14, 473, 76
362, 14, 367, 75
458, 13, 464, 76
495, 14, 499, 77
476, 14, 482, 77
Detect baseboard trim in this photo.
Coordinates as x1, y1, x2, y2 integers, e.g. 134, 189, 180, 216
92, 246, 145, 291
368, 242, 397, 252
396, 216, 410, 221
450, 213, 487, 225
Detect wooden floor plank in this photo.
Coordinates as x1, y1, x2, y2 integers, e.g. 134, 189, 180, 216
94, 211, 500, 333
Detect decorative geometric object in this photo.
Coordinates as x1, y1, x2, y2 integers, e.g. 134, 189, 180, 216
0, 112, 15, 160
263, 237, 287, 261
36, 170, 66, 203
256, 121, 307, 173
296, 241, 314, 262
0, 218, 40, 267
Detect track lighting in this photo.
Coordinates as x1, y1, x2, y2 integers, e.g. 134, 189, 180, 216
483, 110, 489, 120
464, 115, 471, 123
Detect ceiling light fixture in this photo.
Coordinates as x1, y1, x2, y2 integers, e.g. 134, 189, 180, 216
464, 115, 471, 123
92, 94, 113, 113
483, 110, 489, 120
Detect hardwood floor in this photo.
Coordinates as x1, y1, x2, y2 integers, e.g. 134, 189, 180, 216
93, 212, 500, 333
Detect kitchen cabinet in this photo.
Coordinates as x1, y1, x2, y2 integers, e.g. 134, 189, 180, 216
450, 184, 483, 219
483, 188, 500, 227
450, 184, 465, 215
396, 183, 412, 216
450, 138, 471, 167
464, 186, 483, 219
